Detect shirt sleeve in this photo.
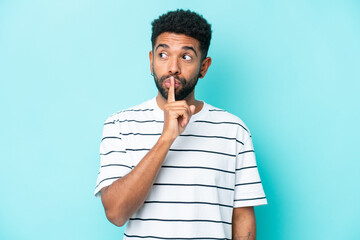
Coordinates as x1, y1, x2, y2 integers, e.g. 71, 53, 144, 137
94, 116, 133, 198
233, 133, 267, 208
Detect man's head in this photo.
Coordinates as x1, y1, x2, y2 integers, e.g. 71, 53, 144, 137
150, 10, 212, 101
151, 9, 212, 61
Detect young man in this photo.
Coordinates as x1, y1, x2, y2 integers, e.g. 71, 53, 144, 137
95, 9, 267, 240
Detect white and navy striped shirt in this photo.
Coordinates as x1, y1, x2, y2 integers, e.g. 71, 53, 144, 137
95, 98, 267, 239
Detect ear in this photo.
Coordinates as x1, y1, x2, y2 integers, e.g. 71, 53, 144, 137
199, 57, 212, 79
149, 51, 154, 74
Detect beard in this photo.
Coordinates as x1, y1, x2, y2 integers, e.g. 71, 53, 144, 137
153, 67, 201, 101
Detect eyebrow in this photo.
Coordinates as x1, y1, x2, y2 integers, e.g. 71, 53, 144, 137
182, 46, 198, 57
155, 43, 169, 51
155, 44, 198, 57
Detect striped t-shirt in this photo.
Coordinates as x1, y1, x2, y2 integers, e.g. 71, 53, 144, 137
95, 98, 267, 240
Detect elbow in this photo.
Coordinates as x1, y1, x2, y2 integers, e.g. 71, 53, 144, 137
105, 208, 128, 227
101, 186, 130, 227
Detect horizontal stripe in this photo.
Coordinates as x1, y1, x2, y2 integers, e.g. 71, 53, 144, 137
104, 121, 116, 125
95, 176, 121, 188
121, 108, 154, 112
101, 164, 133, 169
169, 148, 236, 157
126, 148, 151, 152
117, 119, 163, 124
180, 134, 244, 145
144, 200, 233, 208
162, 165, 235, 174
101, 136, 122, 141
104, 118, 162, 125
236, 166, 257, 171
125, 148, 236, 157
236, 139, 244, 145
194, 120, 249, 133
235, 181, 262, 187
237, 150, 255, 155
153, 183, 234, 191
119, 133, 244, 145
121, 132, 161, 136
124, 233, 230, 240
129, 218, 231, 225
100, 150, 126, 155
234, 197, 266, 202
208, 109, 226, 112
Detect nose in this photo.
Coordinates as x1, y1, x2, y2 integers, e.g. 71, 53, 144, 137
168, 57, 181, 75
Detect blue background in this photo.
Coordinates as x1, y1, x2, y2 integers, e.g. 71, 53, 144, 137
1, 0, 359, 239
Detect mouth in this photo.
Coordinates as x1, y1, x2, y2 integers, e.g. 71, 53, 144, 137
164, 78, 181, 89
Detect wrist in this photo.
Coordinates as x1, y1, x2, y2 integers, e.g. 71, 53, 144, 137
158, 134, 175, 147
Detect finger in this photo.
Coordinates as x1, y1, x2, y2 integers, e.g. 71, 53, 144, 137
166, 107, 188, 121
181, 115, 189, 128
167, 77, 175, 103
166, 107, 189, 118
181, 109, 191, 127
165, 100, 188, 108
189, 105, 196, 115
166, 105, 190, 115
181, 105, 195, 127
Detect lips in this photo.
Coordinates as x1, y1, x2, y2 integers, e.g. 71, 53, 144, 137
164, 78, 181, 88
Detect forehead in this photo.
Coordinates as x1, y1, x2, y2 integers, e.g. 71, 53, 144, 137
154, 32, 200, 51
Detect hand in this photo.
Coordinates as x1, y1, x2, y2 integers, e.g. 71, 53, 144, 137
162, 77, 196, 141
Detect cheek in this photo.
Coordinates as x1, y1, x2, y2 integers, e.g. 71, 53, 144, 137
188, 66, 202, 79
183, 62, 200, 73
153, 62, 166, 73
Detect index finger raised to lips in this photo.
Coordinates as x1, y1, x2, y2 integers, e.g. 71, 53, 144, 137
167, 77, 175, 103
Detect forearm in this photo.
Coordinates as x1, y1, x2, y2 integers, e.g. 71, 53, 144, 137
101, 79, 195, 226
101, 136, 173, 226
232, 207, 256, 240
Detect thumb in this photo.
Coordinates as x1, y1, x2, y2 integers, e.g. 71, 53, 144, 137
189, 105, 196, 115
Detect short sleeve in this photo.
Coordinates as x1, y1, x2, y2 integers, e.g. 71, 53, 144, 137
233, 134, 267, 207
94, 116, 133, 198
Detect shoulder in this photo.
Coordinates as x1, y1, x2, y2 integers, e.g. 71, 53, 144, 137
203, 102, 251, 134
103, 98, 157, 124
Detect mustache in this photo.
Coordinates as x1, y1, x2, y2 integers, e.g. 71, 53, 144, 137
159, 74, 186, 85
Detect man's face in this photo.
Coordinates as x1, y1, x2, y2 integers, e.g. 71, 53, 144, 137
150, 33, 203, 101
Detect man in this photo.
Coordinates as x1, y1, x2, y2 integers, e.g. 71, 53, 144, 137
95, 9, 267, 240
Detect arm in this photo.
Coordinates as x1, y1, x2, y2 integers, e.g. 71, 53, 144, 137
100, 78, 195, 226
101, 136, 172, 226
232, 207, 257, 240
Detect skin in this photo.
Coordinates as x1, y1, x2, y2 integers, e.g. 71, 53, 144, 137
232, 207, 257, 240
149, 33, 211, 112
100, 33, 256, 238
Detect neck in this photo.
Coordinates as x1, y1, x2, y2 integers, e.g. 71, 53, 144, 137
156, 92, 203, 114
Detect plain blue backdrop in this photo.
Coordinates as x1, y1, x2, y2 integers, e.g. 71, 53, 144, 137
1, 0, 359, 239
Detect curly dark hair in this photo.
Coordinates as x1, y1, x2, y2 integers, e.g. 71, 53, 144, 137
151, 9, 212, 60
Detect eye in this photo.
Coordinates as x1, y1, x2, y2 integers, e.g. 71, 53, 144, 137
183, 54, 192, 61
159, 52, 167, 59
